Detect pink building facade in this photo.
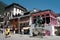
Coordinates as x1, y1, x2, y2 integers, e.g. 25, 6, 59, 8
31, 10, 59, 36
31, 10, 58, 26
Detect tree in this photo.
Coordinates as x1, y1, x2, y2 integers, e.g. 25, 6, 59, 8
34, 16, 43, 27
34, 16, 43, 38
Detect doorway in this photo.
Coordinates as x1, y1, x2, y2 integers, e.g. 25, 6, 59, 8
24, 29, 30, 34
55, 27, 60, 36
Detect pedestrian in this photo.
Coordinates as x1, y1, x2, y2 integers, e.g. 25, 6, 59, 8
5, 28, 8, 38
5, 28, 11, 38
7, 28, 10, 35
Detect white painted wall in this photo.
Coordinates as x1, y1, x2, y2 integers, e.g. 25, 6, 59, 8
29, 17, 32, 25
19, 10, 24, 15
13, 8, 24, 16
57, 17, 60, 26
51, 25, 55, 36
7, 12, 10, 16
45, 24, 55, 36
57, 17, 60, 20
29, 17, 34, 36
21, 11, 24, 15
29, 17, 32, 36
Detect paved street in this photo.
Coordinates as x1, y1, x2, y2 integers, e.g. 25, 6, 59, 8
0, 33, 60, 40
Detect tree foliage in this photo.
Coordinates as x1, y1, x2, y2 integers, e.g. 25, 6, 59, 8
34, 16, 43, 27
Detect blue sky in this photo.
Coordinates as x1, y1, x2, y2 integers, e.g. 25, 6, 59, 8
0, 0, 60, 13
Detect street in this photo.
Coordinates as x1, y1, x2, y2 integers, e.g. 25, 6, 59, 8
0, 33, 60, 40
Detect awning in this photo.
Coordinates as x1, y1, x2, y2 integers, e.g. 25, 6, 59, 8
23, 27, 30, 30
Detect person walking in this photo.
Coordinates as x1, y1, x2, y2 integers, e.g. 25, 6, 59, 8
5, 28, 8, 38
5, 28, 10, 38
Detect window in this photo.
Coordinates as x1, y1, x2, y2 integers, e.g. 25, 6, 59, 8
0, 24, 3, 28
33, 16, 36, 18
15, 14, 17, 17
26, 22, 29, 26
46, 17, 50, 24
0, 18, 3, 22
21, 11, 24, 15
7, 12, 10, 17
20, 23, 26, 27
38, 16, 40, 18
20, 23, 23, 28
42, 15, 44, 17
12, 15, 15, 17
18, 13, 21, 16
42, 18, 45, 24
46, 14, 49, 16
33, 19, 36, 24
23, 23, 25, 27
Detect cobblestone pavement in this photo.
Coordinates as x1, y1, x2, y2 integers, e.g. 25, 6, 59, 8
0, 33, 60, 40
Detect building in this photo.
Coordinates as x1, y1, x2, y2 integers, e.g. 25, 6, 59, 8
4, 3, 59, 36
30, 9, 59, 36
0, 15, 4, 28
4, 3, 31, 34
57, 14, 60, 26
54, 14, 60, 36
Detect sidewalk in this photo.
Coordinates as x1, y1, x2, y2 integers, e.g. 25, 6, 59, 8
0, 33, 60, 40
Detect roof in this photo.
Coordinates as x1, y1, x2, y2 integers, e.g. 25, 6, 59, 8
30, 9, 57, 17
5, 3, 27, 11
30, 9, 51, 14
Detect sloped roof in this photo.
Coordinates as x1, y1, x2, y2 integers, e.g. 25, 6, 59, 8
30, 9, 57, 17
5, 3, 27, 11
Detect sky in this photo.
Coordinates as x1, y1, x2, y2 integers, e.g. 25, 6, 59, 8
0, 0, 60, 14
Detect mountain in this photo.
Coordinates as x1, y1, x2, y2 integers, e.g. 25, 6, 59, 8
0, 1, 7, 15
